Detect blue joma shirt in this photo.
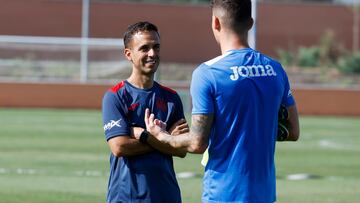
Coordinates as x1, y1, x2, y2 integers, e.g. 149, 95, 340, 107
191, 48, 295, 203
102, 80, 184, 203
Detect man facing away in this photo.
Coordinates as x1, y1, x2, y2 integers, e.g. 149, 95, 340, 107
143, 1, 300, 203
102, 21, 189, 203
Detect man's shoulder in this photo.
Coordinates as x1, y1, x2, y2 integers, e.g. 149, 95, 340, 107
156, 82, 178, 95
262, 53, 281, 66
204, 51, 233, 67
108, 80, 126, 94
102, 81, 127, 105
191, 56, 223, 78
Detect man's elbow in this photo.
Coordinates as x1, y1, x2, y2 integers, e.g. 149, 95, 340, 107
110, 145, 126, 157
191, 146, 207, 154
288, 129, 300, 141
287, 105, 300, 142
177, 151, 187, 158
188, 140, 208, 154
111, 149, 123, 157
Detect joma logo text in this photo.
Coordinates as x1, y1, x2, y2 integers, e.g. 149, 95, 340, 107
230, 65, 277, 81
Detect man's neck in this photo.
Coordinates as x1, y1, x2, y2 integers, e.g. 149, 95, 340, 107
219, 31, 250, 54
127, 73, 154, 89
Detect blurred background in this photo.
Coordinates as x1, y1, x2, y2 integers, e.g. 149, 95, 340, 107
0, 0, 360, 114
0, 0, 359, 203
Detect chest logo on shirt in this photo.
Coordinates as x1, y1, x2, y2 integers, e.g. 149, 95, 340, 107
229, 65, 277, 81
156, 98, 167, 112
103, 119, 122, 131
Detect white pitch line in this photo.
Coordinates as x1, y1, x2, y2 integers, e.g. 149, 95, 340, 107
0, 168, 202, 179
16, 168, 37, 175
0, 168, 8, 174
0, 168, 107, 177
318, 140, 360, 151
74, 170, 104, 177
176, 171, 201, 179
286, 173, 322, 181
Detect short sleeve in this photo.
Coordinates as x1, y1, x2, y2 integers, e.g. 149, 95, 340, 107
174, 93, 186, 120
190, 65, 214, 114
166, 93, 186, 130
102, 91, 130, 141
281, 71, 295, 107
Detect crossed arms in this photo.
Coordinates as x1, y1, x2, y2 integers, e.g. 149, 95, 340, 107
107, 118, 189, 158
108, 104, 299, 157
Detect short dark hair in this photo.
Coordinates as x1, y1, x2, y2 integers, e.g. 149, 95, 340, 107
211, 0, 252, 33
123, 21, 160, 48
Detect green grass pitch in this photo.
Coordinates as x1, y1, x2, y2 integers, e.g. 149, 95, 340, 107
0, 108, 359, 203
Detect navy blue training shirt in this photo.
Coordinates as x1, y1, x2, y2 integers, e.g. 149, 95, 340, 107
102, 80, 184, 203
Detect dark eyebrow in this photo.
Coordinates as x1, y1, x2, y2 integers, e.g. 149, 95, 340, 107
138, 44, 149, 51
138, 43, 160, 51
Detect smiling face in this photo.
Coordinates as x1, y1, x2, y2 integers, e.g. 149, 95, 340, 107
124, 30, 160, 76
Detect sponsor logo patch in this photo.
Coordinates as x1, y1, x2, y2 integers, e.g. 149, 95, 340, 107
103, 119, 122, 131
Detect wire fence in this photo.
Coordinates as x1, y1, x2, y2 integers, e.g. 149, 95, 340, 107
0, 35, 129, 83
0, 35, 194, 112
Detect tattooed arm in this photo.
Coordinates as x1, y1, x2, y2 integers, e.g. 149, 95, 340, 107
145, 108, 214, 154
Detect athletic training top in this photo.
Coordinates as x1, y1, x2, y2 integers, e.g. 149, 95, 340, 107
102, 80, 184, 203
190, 48, 295, 203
